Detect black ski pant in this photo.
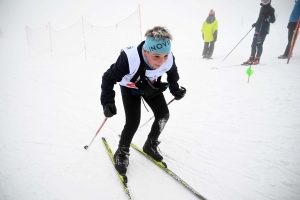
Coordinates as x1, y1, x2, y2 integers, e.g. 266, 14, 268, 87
202, 41, 215, 57
251, 33, 267, 58
283, 22, 297, 57
283, 27, 295, 56
118, 93, 170, 148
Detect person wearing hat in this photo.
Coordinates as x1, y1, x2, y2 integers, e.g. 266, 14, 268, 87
100, 26, 186, 175
243, 0, 275, 65
278, 0, 300, 59
201, 9, 218, 59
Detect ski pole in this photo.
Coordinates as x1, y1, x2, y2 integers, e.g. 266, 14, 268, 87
84, 117, 108, 150
222, 27, 253, 63
139, 98, 175, 129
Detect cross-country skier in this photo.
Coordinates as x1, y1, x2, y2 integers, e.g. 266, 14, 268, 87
100, 26, 186, 175
201, 9, 218, 59
278, 0, 300, 59
243, 0, 275, 65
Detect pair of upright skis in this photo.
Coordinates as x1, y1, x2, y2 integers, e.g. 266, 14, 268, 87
101, 137, 207, 200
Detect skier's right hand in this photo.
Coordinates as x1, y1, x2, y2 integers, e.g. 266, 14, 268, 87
104, 103, 117, 118
252, 23, 256, 28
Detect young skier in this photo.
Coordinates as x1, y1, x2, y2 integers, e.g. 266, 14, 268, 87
100, 26, 186, 175
278, 0, 300, 59
201, 9, 218, 59
243, 0, 275, 65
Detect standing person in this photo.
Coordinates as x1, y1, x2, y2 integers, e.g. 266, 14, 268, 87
278, 0, 300, 59
243, 0, 275, 65
201, 9, 218, 59
100, 26, 186, 175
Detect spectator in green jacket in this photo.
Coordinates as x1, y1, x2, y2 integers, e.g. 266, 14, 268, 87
201, 9, 218, 59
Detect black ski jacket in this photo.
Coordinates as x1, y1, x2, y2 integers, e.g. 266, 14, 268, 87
254, 3, 275, 34
100, 41, 180, 107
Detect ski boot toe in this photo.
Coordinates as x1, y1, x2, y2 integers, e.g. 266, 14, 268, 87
143, 139, 163, 162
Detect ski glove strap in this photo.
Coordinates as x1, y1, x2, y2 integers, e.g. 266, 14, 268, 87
104, 103, 117, 118
173, 86, 187, 100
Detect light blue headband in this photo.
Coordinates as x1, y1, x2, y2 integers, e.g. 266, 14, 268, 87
143, 36, 171, 54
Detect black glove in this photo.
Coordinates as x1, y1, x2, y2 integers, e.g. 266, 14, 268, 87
104, 103, 117, 118
252, 23, 256, 28
213, 37, 217, 42
264, 15, 271, 22
202, 34, 204, 40
173, 86, 186, 100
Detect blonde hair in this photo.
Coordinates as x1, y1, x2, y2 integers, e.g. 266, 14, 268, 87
145, 26, 173, 41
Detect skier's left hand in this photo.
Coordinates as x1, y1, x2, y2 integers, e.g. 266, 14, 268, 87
265, 15, 271, 22
173, 87, 186, 100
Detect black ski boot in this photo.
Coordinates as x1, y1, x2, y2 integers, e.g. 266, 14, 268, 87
113, 146, 130, 175
242, 56, 254, 65
252, 57, 260, 65
143, 138, 163, 162
205, 53, 213, 59
247, 56, 254, 63
278, 55, 288, 59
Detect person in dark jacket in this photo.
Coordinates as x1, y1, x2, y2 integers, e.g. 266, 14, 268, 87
244, 0, 275, 65
100, 26, 186, 175
278, 0, 300, 59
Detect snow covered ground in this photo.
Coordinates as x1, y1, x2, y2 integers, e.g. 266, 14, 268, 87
1, 0, 300, 199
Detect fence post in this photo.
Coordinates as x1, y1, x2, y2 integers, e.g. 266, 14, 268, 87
82, 16, 87, 60
138, 4, 142, 42
49, 22, 53, 58
25, 26, 30, 56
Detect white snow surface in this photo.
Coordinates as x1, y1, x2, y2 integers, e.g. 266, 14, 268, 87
1, 0, 300, 199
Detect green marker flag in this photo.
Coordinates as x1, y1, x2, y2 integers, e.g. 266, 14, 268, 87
246, 66, 253, 77
246, 65, 253, 83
